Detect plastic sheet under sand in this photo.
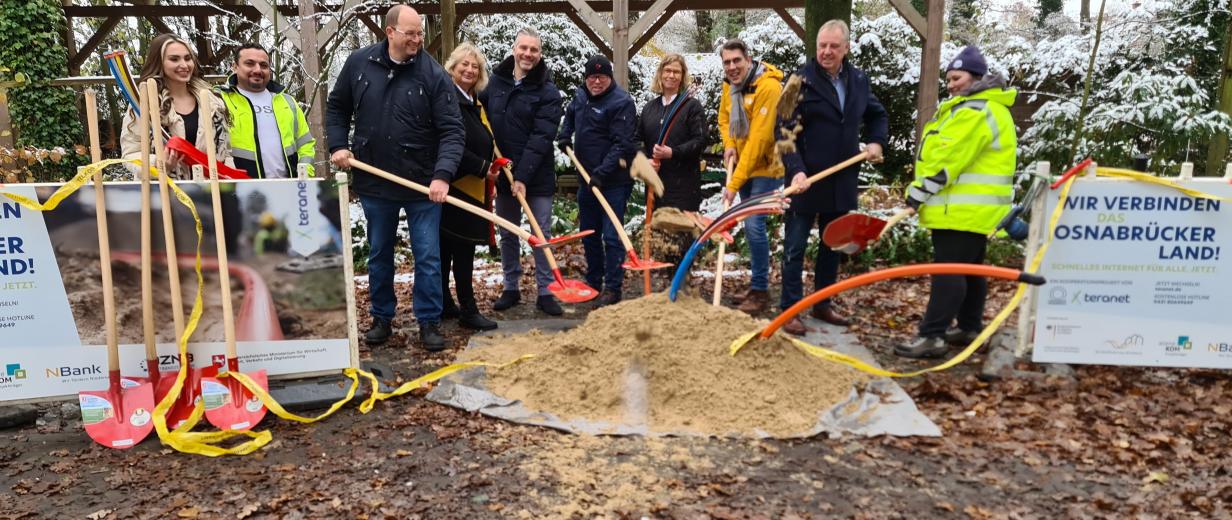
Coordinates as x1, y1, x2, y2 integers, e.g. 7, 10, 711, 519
428, 293, 941, 438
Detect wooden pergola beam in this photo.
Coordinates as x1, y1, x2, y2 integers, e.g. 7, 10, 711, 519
563, 9, 613, 57
915, 0, 944, 138
773, 8, 805, 41
64, 1, 805, 18
886, 0, 926, 37
630, 8, 678, 55
67, 16, 122, 73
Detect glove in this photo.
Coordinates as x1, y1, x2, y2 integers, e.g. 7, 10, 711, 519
588, 175, 603, 189
489, 157, 512, 176
556, 140, 570, 154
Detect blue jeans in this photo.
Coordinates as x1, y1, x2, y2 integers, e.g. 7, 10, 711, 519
780, 210, 844, 311
578, 184, 633, 292
495, 194, 555, 296
359, 195, 443, 325
738, 176, 782, 291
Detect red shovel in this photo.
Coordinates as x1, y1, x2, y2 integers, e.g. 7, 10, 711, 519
79, 88, 155, 449
197, 88, 268, 431
822, 208, 914, 254
564, 147, 672, 271
493, 153, 598, 303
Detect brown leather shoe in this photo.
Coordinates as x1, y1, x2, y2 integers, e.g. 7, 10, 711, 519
811, 306, 851, 327
782, 316, 809, 336
730, 288, 752, 304
737, 289, 769, 315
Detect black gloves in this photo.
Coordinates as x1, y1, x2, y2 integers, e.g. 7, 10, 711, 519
588, 175, 603, 189
556, 140, 570, 154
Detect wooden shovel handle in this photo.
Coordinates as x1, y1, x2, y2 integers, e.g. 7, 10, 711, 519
878, 208, 915, 240
497, 161, 562, 271
139, 81, 157, 360
147, 80, 186, 340
782, 151, 870, 196
713, 156, 734, 306
86, 90, 119, 372
564, 147, 636, 251
198, 88, 239, 360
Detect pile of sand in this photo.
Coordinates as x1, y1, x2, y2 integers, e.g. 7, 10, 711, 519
458, 292, 868, 437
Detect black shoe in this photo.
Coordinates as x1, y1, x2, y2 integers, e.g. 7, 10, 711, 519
596, 290, 622, 307
459, 313, 498, 331
945, 327, 981, 346
365, 318, 392, 346
493, 290, 520, 311
894, 337, 949, 359
420, 322, 447, 352
441, 298, 461, 319
536, 295, 563, 316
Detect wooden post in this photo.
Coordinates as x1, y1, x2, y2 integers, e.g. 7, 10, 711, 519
298, 0, 327, 172
915, 0, 944, 140
613, 0, 630, 88
0, 94, 13, 149
440, 0, 457, 60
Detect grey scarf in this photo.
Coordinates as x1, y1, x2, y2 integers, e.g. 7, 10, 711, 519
727, 61, 761, 140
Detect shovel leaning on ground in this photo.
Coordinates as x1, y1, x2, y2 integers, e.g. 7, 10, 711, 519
564, 147, 672, 271
197, 89, 269, 431
79, 89, 156, 449
348, 159, 593, 250
493, 150, 598, 304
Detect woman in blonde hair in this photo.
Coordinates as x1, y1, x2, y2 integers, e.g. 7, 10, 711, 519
120, 33, 233, 178
637, 53, 706, 212
439, 42, 499, 331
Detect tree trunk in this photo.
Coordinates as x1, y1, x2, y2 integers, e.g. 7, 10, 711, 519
1206, 23, 1232, 176
694, 10, 714, 52
806, 0, 852, 57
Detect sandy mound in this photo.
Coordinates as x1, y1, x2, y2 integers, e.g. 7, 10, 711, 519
458, 292, 869, 437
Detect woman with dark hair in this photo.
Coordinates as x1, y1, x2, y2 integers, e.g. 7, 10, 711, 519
637, 53, 706, 213
121, 33, 233, 178
440, 42, 499, 331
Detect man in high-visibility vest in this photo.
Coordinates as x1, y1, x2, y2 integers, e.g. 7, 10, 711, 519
896, 45, 1017, 359
220, 43, 316, 179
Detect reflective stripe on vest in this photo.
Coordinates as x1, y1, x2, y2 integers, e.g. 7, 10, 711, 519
922, 194, 1013, 206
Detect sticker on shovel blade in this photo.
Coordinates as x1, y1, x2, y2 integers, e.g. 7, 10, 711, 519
244, 396, 263, 413
120, 378, 142, 389
129, 408, 152, 427
79, 394, 114, 425
201, 380, 231, 410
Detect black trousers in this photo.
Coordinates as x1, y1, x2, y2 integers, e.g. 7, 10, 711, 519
918, 229, 988, 338
440, 234, 479, 313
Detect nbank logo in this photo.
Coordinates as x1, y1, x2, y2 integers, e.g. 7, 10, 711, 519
1208, 342, 1232, 353
1, 363, 27, 383
44, 364, 102, 378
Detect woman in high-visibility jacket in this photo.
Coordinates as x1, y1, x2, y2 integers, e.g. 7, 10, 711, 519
896, 46, 1018, 359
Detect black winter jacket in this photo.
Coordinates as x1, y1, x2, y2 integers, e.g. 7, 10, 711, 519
479, 57, 562, 197
777, 59, 888, 214
325, 41, 465, 201
558, 83, 637, 187
441, 89, 495, 244
637, 94, 706, 211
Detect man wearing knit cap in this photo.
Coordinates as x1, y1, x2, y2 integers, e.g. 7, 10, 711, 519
557, 55, 638, 306
776, 20, 888, 335
894, 44, 1018, 358
717, 38, 785, 316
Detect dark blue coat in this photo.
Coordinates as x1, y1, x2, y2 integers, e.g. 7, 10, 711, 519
558, 83, 637, 187
325, 41, 465, 201
778, 59, 888, 214
479, 57, 563, 197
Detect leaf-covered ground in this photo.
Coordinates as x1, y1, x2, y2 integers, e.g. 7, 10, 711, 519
3, 254, 1229, 519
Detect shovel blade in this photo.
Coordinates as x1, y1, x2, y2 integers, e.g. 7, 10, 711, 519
80, 381, 156, 449
548, 275, 599, 303
534, 229, 594, 249
201, 370, 268, 431
822, 213, 887, 255
155, 367, 205, 430
622, 253, 673, 271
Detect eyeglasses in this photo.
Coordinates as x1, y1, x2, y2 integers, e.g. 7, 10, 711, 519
391, 27, 425, 39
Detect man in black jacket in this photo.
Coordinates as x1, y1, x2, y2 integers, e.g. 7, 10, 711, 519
325, 5, 465, 351
777, 20, 888, 336
480, 27, 565, 316
558, 55, 637, 306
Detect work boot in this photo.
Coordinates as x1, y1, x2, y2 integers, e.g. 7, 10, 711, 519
441, 296, 461, 319
945, 327, 981, 346
365, 318, 392, 346
782, 316, 809, 336
596, 290, 622, 307
420, 322, 447, 352
737, 289, 769, 315
730, 288, 752, 304
536, 295, 564, 316
894, 336, 949, 359
812, 306, 851, 327
493, 290, 520, 311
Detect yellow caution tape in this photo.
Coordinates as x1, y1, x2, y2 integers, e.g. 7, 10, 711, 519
1095, 167, 1232, 200
359, 355, 536, 413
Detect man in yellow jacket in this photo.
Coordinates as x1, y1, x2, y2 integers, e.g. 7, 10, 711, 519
718, 38, 784, 315
220, 43, 316, 179
897, 46, 1017, 359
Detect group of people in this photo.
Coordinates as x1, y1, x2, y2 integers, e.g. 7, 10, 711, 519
120, 5, 1019, 359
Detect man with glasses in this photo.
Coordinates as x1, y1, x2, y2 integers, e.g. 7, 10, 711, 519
325, 4, 465, 351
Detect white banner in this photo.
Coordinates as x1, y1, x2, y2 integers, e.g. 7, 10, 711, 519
1032, 177, 1232, 367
